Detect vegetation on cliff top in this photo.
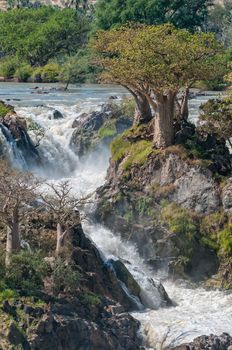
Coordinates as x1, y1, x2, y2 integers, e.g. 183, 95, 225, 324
93, 23, 225, 148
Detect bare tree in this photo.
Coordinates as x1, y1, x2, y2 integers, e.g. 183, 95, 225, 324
0, 162, 40, 266
40, 181, 88, 257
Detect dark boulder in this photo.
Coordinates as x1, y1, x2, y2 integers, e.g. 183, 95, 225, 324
49, 110, 64, 120
168, 333, 232, 350
0, 111, 41, 168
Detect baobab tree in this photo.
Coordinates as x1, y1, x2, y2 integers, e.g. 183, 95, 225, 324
40, 181, 88, 257
93, 24, 225, 148
0, 163, 40, 266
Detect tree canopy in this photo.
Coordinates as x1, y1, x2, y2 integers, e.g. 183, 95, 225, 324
93, 24, 224, 148
0, 7, 90, 66
93, 0, 211, 32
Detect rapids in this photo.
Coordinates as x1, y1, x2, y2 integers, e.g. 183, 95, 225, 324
0, 82, 231, 349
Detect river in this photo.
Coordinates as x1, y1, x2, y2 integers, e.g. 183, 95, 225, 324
0, 82, 231, 349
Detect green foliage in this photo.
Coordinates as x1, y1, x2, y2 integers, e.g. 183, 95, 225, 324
111, 132, 131, 162
36, 62, 60, 83
207, 1, 232, 48
218, 225, 232, 255
14, 62, 33, 82
59, 49, 101, 86
0, 7, 90, 66
0, 289, 19, 303
80, 291, 101, 307
0, 57, 19, 79
51, 257, 81, 294
198, 95, 232, 143
0, 102, 13, 118
123, 140, 153, 170
5, 251, 49, 295
136, 197, 154, 217
98, 119, 117, 138
161, 202, 199, 257
93, 24, 225, 124
93, 0, 211, 32
111, 131, 153, 170
107, 97, 135, 121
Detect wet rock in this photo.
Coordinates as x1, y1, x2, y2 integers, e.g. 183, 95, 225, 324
169, 333, 232, 350
72, 112, 89, 128
70, 224, 144, 311
29, 309, 143, 350
3, 113, 27, 139
72, 105, 113, 132
70, 104, 132, 157
0, 110, 41, 168
109, 259, 141, 298
50, 109, 64, 120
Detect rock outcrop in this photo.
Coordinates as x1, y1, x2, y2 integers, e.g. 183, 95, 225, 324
70, 103, 132, 157
0, 104, 41, 168
0, 221, 146, 350
169, 333, 232, 350
95, 123, 232, 282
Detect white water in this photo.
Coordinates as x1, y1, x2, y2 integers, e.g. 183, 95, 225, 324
1, 83, 231, 349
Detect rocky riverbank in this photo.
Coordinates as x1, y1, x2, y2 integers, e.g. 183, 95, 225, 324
95, 121, 232, 286
0, 216, 146, 350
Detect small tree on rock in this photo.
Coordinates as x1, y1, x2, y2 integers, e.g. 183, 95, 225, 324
40, 181, 87, 257
0, 163, 40, 266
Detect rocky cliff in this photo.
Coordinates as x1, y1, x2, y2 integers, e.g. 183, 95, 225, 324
0, 218, 146, 350
0, 101, 41, 168
96, 121, 232, 285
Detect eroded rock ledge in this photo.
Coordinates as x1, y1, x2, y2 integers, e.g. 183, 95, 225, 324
95, 123, 232, 285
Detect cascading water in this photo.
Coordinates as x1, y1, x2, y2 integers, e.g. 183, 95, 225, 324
0, 83, 231, 349
0, 123, 28, 169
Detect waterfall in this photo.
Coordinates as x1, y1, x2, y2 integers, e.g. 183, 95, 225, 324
0, 123, 28, 169
1, 83, 231, 350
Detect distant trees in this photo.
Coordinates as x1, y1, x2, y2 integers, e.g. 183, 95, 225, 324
0, 7, 90, 66
0, 163, 40, 266
59, 50, 100, 89
206, 0, 232, 48
93, 24, 224, 148
93, 0, 211, 32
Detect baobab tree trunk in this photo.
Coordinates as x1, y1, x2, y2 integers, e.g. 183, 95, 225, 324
153, 92, 176, 149
180, 87, 189, 121
133, 93, 153, 125
5, 218, 20, 267
56, 223, 68, 256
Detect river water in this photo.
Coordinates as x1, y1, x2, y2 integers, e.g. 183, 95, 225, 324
0, 82, 231, 349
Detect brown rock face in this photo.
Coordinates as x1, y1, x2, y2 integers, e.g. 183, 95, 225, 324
0, 109, 41, 167
3, 113, 27, 140
28, 306, 142, 350
95, 151, 221, 280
